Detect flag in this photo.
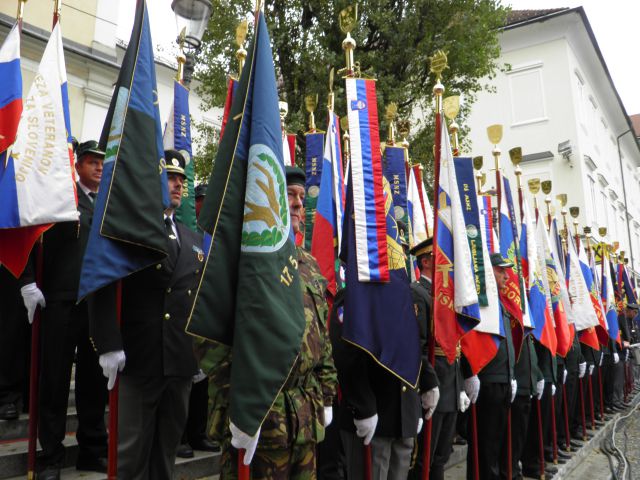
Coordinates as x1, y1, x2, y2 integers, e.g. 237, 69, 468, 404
78, 0, 169, 300
575, 240, 607, 348
163, 80, 196, 231
304, 131, 325, 249
345, 78, 388, 283
620, 263, 638, 305
341, 170, 421, 386
453, 160, 500, 374
601, 254, 620, 343
282, 131, 295, 167
567, 235, 600, 332
311, 113, 343, 298
383, 146, 409, 230
0, 22, 77, 277
407, 166, 427, 246
433, 115, 480, 363
585, 249, 609, 346
185, 11, 304, 436
521, 200, 556, 354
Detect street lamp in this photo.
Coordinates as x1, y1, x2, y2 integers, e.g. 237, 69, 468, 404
171, 0, 213, 85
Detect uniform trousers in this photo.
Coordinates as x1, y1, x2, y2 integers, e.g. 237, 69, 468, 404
181, 376, 209, 445
39, 300, 107, 467
117, 375, 191, 480
317, 398, 345, 480
558, 371, 578, 443
0, 268, 29, 408
521, 383, 552, 474
503, 394, 531, 480
430, 411, 458, 480
466, 382, 510, 480
341, 431, 413, 480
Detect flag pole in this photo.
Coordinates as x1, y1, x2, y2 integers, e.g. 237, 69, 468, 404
52, 0, 60, 28
106, 280, 122, 479
598, 229, 608, 421
26, 238, 43, 480
583, 226, 598, 430
17, 0, 27, 30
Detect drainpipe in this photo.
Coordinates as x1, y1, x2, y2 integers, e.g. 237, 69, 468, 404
617, 129, 635, 277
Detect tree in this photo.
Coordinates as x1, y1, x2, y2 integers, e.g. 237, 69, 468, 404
193, 0, 509, 182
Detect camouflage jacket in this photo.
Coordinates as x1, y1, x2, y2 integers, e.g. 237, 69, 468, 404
202, 247, 337, 449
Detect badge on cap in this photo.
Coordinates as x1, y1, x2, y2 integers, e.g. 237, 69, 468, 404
172, 158, 180, 167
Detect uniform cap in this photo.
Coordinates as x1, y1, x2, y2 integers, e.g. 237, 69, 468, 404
490, 252, 513, 268
165, 149, 186, 178
76, 140, 105, 160
409, 237, 433, 257
285, 166, 305, 187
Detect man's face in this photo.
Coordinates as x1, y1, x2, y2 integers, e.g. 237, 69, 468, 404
75, 154, 103, 191
493, 266, 509, 290
287, 184, 305, 234
626, 307, 638, 319
167, 173, 185, 209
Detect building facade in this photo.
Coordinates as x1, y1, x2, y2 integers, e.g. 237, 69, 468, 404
466, 8, 640, 276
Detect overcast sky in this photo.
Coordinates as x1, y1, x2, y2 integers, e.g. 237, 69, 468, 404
117, 0, 640, 115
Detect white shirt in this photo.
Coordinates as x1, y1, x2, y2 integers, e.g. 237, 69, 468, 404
78, 180, 96, 201
164, 213, 180, 246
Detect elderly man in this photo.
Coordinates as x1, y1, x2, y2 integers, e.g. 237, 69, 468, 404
88, 150, 203, 479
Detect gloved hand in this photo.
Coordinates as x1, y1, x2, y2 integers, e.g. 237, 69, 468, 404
536, 380, 545, 400
354, 414, 378, 445
323, 406, 333, 427
464, 375, 481, 403
589, 364, 595, 376
599, 355, 603, 367
563, 368, 568, 384
510, 379, 517, 403
458, 391, 470, 413
230, 422, 260, 465
421, 387, 440, 420
98, 350, 126, 390
192, 369, 207, 384
613, 353, 620, 364
578, 362, 587, 379
417, 418, 423, 434
551, 384, 557, 396
20, 283, 45, 324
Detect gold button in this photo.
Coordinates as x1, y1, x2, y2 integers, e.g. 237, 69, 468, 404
166, 287, 172, 293
156, 264, 162, 270
164, 313, 171, 320
402, 386, 407, 393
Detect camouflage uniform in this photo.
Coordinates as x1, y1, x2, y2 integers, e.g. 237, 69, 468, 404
203, 247, 337, 480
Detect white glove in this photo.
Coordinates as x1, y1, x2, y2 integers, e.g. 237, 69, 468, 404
599, 355, 603, 367
464, 375, 481, 404
230, 422, 260, 465
536, 380, 545, 400
192, 369, 207, 384
578, 362, 587, 379
20, 283, 45, 324
98, 350, 126, 390
589, 364, 595, 376
417, 418, 423, 434
551, 384, 557, 396
323, 406, 333, 427
354, 414, 378, 445
421, 387, 440, 420
613, 353, 620, 364
563, 368, 568, 384
458, 391, 470, 413
510, 379, 517, 403
625, 350, 630, 362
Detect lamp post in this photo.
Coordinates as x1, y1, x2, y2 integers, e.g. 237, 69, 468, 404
171, 0, 213, 86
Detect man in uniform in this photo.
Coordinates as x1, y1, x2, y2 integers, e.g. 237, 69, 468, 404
88, 150, 202, 479
215, 166, 337, 479
19, 140, 108, 480
408, 237, 466, 480
463, 253, 517, 480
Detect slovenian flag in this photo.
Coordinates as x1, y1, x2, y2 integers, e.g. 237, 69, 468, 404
576, 240, 607, 348
0, 23, 21, 155
311, 112, 344, 298
601, 254, 620, 343
345, 78, 388, 283
521, 200, 556, 354
407, 166, 427, 246
433, 113, 481, 363
0, 22, 77, 277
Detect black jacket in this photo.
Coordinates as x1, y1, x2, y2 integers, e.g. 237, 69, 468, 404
88, 222, 202, 378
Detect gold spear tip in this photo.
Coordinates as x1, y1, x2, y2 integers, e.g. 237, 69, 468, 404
472, 156, 484, 170
328, 67, 335, 93
429, 50, 448, 78
528, 178, 541, 194
598, 227, 607, 237
569, 207, 580, 218
385, 103, 398, 123
305, 94, 318, 114
235, 19, 249, 47
556, 194, 568, 207
339, 5, 358, 34
487, 124, 503, 145
541, 180, 552, 195
443, 96, 460, 120
509, 147, 522, 166
340, 116, 349, 132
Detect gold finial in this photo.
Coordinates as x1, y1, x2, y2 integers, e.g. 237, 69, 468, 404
612, 241, 620, 253
570, 207, 579, 219
443, 96, 460, 120
509, 147, 522, 166
305, 94, 318, 131
599, 227, 607, 238
328, 67, 335, 111
17, 0, 28, 22
528, 178, 541, 194
176, 27, 187, 82
279, 101, 288, 129
385, 103, 398, 144
541, 180, 552, 195
255, 0, 263, 13
397, 119, 410, 148
556, 194, 568, 208
429, 50, 449, 82
235, 19, 249, 76
473, 156, 483, 171
480, 172, 487, 188
339, 5, 358, 76
487, 125, 503, 145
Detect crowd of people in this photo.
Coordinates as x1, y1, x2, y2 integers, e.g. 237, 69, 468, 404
0, 141, 639, 480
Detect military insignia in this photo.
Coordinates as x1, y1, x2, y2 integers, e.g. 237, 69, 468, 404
172, 158, 179, 166
309, 185, 320, 198
192, 245, 204, 262
169, 234, 177, 240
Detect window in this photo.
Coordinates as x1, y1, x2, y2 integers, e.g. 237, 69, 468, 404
508, 63, 547, 126
589, 175, 598, 223
575, 71, 586, 129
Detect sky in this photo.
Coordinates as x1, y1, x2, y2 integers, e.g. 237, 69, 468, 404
117, 0, 640, 115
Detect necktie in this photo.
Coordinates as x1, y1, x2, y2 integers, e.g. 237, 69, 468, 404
165, 217, 179, 263
88, 191, 97, 202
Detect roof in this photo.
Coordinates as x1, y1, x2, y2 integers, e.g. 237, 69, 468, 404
631, 114, 640, 138
506, 9, 569, 27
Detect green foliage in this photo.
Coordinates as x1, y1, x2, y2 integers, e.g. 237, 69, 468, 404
194, 0, 509, 181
